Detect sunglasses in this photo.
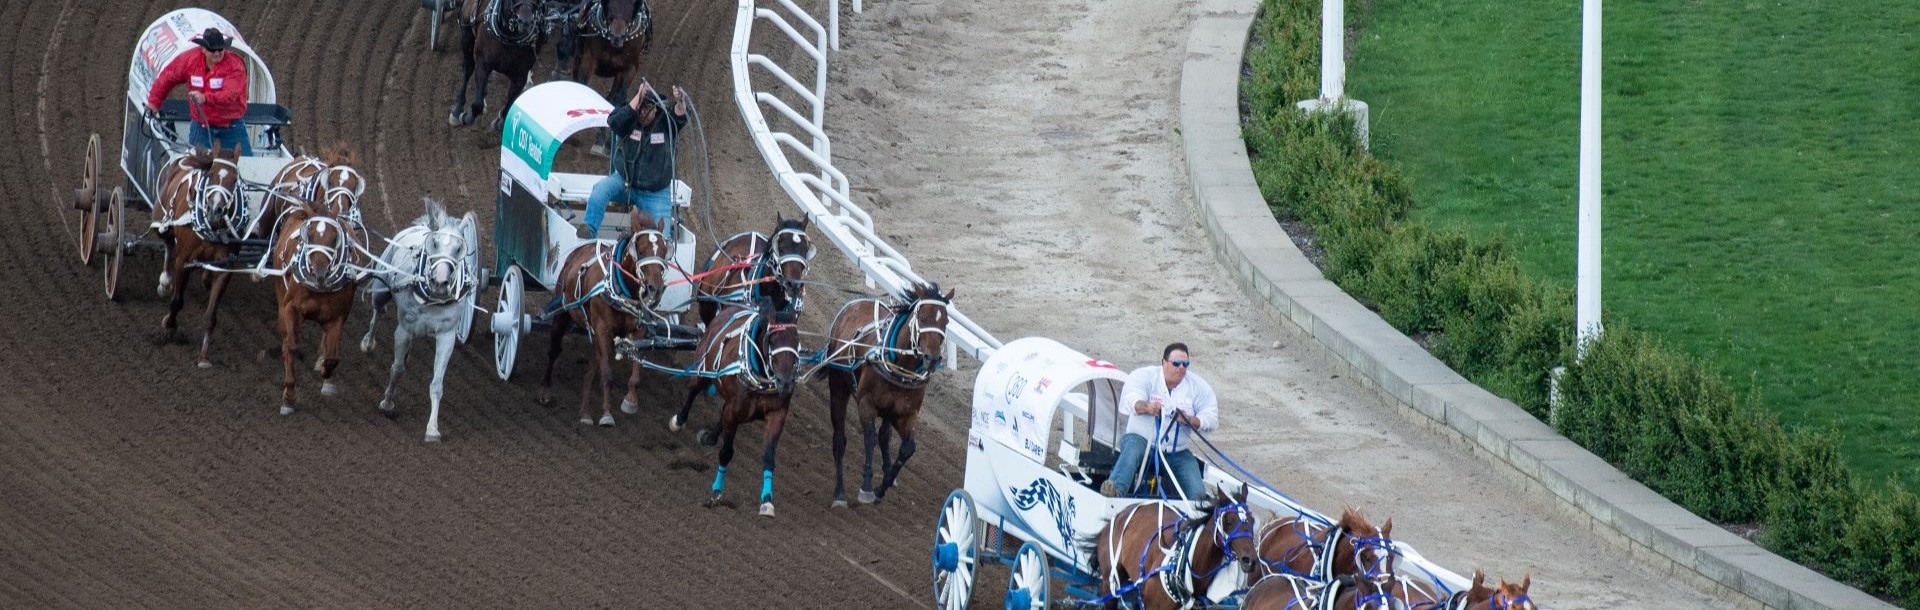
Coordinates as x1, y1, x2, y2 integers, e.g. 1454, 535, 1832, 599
1169, 359, 1191, 368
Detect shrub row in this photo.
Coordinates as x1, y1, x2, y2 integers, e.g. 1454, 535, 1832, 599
1240, 0, 1920, 604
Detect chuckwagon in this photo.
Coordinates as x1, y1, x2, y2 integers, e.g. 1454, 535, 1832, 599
68, 8, 299, 299
68, 7, 303, 297
934, 337, 1474, 609
488, 80, 702, 380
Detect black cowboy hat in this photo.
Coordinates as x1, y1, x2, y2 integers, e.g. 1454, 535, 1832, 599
192, 28, 233, 51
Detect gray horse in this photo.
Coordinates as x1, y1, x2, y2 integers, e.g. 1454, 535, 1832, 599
360, 197, 478, 442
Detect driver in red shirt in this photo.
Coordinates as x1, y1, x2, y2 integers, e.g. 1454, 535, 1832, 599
147, 27, 250, 154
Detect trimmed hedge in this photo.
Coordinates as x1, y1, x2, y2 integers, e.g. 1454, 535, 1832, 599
1241, 0, 1920, 605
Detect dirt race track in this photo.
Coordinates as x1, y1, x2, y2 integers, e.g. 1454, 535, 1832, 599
2, 1, 972, 607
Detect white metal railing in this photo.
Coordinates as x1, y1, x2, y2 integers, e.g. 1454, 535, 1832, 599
729, 0, 1471, 599
729, 0, 1001, 365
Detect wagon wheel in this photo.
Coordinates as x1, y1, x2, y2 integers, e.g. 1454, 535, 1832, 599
932, 489, 978, 610
103, 189, 126, 301
457, 212, 480, 343
492, 265, 528, 380
1006, 541, 1050, 610
75, 133, 102, 265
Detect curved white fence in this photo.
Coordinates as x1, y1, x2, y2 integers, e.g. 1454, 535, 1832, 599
728, 0, 1473, 598
728, 0, 1000, 367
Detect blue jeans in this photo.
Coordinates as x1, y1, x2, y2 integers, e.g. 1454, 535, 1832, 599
188, 121, 251, 155
1109, 433, 1205, 499
585, 172, 674, 238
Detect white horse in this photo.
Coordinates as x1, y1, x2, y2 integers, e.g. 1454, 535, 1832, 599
360, 197, 478, 442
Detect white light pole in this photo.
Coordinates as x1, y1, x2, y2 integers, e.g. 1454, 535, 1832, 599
1295, 0, 1369, 147
1575, 0, 1602, 354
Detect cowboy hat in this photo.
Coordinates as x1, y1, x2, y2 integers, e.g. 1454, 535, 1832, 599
192, 28, 233, 51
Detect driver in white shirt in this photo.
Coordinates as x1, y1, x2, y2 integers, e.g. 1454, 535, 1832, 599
1101, 342, 1217, 499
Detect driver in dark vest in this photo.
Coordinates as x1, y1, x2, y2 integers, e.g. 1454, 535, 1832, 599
581, 82, 688, 240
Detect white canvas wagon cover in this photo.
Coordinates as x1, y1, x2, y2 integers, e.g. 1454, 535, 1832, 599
500, 81, 616, 201
127, 9, 277, 107
971, 337, 1130, 463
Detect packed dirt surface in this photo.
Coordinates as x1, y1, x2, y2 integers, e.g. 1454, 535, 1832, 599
823, 0, 1731, 607
6, 1, 965, 607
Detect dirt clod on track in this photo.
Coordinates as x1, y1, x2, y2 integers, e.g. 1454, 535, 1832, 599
3, 1, 961, 607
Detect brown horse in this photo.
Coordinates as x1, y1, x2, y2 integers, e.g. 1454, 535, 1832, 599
452, 0, 544, 129
670, 299, 802, 517
693, 213, 814, 326
1255, 508, 1397, 587
269, 195, 363, 417
818, 282, 953, 506
150, 144, 246, 367
541, 212, 672, 426
1092, 486, 1259, 609
266, 146, 368, 274
568, 0, 651, 103
1244, 571, 1530, 610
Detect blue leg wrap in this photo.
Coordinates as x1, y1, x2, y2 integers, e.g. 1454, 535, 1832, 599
761, 469, 774, 503
711, 466, 727, 494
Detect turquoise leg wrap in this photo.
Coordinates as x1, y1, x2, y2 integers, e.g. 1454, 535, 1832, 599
712, 466, 727, 494
761, 469, 774, 503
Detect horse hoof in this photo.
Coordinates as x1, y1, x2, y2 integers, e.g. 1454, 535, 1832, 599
488, 117, 503, 131
857, 490, 877, 504
668, 414, 685, 431
759, 503, 776, 518
578, 417, 594, 426
358, 337, 375, 353
312, 360, 326, 374
831, 497, 849, 509
696, 429, 716, 447
196, 360, 214, 369
620, 398, 639, 415
704, 493, 722, 508
379, 399, 398, 417
425, 431, 442, 443
279, 404, 295, 416
320, 382, 339, 397
448, 112, 462, 127
598, 415, 616, 427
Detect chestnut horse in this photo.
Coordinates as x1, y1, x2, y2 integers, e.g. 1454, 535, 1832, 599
1255, 508, 1397, 585
818, 282, 953, 506
149, 144, 245, 367
670, 299, 802, 517
263, 145, 365, 237
269, 195, 363, 417
1244, 571, 1534, 610
693, 214, 814, 325
1092, 486, 1259, 609
568, 0, 651, 103
452, 0, 543, 129
540, 212, 672, 426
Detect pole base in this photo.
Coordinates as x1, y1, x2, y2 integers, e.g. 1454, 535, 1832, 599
1295, 97, 1371, 150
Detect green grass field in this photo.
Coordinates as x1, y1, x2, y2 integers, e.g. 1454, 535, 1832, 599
1347, 0, 1920, 487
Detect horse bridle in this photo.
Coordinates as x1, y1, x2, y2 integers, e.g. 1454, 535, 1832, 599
176, 157, 244, 241
769, 226, 814, 309
611, 227, 670, 312
581, 0, 650, 46
413, 227, 475, 306
1348, 534, 1403, 610
287, 214, 356, 292
485, 0, 543, 46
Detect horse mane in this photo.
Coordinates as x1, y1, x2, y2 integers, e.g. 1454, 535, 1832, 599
179, 147, 218, 171
1337, 507, 1369, 533
321, 142, 359, 167
774, 215, 808, 233
416, 197, 450, 230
